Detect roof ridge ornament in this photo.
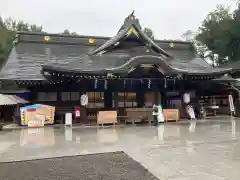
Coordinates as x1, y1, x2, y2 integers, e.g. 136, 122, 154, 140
123, 10, 139, 26
130, 10, 135, 19
125, 10, 135, 21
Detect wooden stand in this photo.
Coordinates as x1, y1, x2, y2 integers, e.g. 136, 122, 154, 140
163, 109, 179, 122
97, 111, 117, 126
125, 108, 151, 124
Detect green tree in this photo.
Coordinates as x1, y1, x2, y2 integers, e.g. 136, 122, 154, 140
0, 16, 44, 66
0, 20, 13, 65
29, 24, 43, 32
195, 4, 235, 65
181, 30, 195, 41
182, 30, 216, 66
71, 32, 78, 36
62, 29, 70, 35
4, 18, 43, 32
61, 29, 78, 36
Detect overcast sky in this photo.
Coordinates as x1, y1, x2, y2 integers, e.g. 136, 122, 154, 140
0, 0, 237, 39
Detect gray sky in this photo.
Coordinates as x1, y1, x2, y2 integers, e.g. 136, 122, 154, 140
0, 0, 237, 39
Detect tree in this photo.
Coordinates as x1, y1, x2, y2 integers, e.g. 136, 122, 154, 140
0, 16, 44, 66
62, 29, 70, 35
71, 32, 78, 36
0, 21, 13, 65
195, 4, 237, 65
29, 24, 43, 32
182, 30, 216, 66
61, 29, 78, 36
181, 30, 195, 41
144, 27, 154, 39
4, 18, 43, 32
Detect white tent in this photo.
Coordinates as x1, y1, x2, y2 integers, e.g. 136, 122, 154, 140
0, 94, 28, 105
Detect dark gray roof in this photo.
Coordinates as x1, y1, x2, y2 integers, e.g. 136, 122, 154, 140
43, 54, 232, 76
0, 34, 199, 80
0, 43, 97, 80
169, 59, 231, 75
42, 12, 232, 77
0, 12, 234, 80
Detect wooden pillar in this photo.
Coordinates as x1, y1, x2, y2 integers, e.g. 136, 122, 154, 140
30, 89, 37, 102
136, 90, 144, 107
233, 89, 240, 117
161, 91, 166, 107
57, 91, 61, 101
153, 89, 161, 105
104, 90, 112, 109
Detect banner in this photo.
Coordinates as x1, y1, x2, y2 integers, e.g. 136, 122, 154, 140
228, 95, 235, 112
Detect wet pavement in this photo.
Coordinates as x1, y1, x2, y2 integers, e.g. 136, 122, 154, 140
0, 119, 240, 180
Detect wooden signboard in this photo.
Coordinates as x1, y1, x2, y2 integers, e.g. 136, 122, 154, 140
20, 104, 55, 126
97, 111, 117, 125
163, 109, 179, 122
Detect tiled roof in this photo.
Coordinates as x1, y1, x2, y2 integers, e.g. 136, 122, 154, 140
1, 12, 233, 80
0, 33, 198, 80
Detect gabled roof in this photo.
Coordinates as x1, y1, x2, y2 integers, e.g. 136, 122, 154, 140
0, 36, 197, 80
88, 11, 171, 58
42, 12, 232, 77
0, 12, 234, 80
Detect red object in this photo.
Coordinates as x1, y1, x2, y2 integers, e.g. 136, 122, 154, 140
27, 108, 36, 112
74, 107, 81, 120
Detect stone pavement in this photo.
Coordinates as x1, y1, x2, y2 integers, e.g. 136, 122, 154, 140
0, 118, 239, 180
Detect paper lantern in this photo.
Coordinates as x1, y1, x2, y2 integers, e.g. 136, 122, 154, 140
183, 93, 190, 104
80, 94, 88, 106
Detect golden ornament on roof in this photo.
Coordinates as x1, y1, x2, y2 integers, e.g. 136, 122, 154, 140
44, 36, 50, 41
89, 38, 95, 44
169, 42, 175, 48
126, 27, 139, 38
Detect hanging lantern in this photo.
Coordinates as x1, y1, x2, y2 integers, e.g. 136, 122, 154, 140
183, 93, 190, 104
130, 79, 133, 89
94, 79, 98, 89
81, 94, 88, 106
104, 79, 107, 90
148, 79, 151, 89
140, 79, 143, 88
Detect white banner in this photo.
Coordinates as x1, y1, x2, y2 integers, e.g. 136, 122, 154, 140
28, 120, 44, 128
65, 113, 72, 126
228, 95, 235, 112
